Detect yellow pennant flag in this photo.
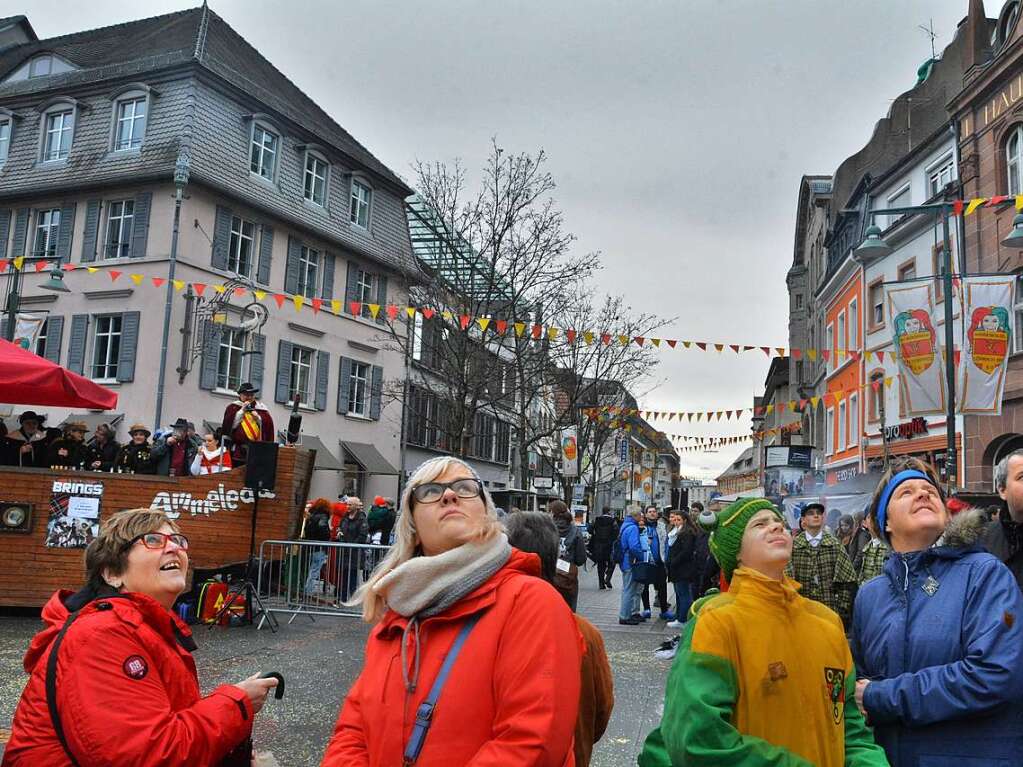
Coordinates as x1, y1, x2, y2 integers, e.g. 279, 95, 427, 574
254, 290, 267, 301
172, 279, 185, 290
651, 338, 661, 347
212, 312, 228, 324
369, 304, 381, 319
863, 350, 872, 363
583, 331, 594, 345
514, 322, 526, 337
775, 347, 786, 357
406, 306, 417, 318
885, 377, 894, 388
766, 405, 774, 415
292, 295, 305, 311
806, 349, 817, 361
331, 299, 342, 314
548, 327, 559, 340
130, 274, 144, 285
810, 396, 820, 408
87, 266, 100, 274
682, 341, 691, 349
213, 284, 227, 294
441, 311, 452, 321
833, 390, 844, 403
13, 257, 24, 270
714, 344, 724, 352
965, 197, 987, 216
477, 317, 490, 332
1017, 195, 1023, 212
618, 335, 630, 346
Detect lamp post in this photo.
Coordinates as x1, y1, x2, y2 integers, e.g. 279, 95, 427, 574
3, 257, 71, 343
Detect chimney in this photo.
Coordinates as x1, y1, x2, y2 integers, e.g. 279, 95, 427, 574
961, 0, 992, 76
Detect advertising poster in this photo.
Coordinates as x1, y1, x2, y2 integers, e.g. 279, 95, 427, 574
45, 479, 104, 548
561, 426, 578, 477
959, 277, 1014, 415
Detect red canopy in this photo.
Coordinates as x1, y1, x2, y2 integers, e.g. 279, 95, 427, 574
0, 338, 118, 410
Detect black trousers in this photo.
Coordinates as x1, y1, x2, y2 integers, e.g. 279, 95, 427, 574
641, 564, 669, 613
595, 557, 613, 586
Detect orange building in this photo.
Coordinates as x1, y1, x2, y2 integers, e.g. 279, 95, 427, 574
821, 264, 863, 484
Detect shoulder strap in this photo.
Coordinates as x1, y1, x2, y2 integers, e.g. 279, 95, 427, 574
402, 611, 483, 765
46, 610, 84, 767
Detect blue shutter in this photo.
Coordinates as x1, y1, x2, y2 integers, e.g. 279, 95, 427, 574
257, 224, 273, 285
44, 316, 64, 363
0, 209, 11, 260
315, 350, 329, 410
321, 251, 335, 300
67, 314, 89, 374
275, 340, 294, 404
250, 333, 266, 392
345, 261, 359, 314
130, 192, 151, 258
11, 208, 29, 257
376, 274, 388, 324
370, 365, 383, 420
116, 311, 140, 382
56, 202, 76, 264
337, 356, 352, 414
199, 320, 222, 390
284, 236, 300, 295
80, 200, 100, 263
211, 206, 232, 271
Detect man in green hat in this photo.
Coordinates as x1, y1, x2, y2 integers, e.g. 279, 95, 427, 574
639, 497, 886, 767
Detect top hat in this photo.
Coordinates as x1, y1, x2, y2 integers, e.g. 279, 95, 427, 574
171, 417, 189, 429
238, 383, 259, 396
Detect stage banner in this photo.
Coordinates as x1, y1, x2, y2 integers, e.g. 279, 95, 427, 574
13, 312, 45, 352
959, 277, 1014, 415
888, 283, 946, 416
561, 426, 578, 477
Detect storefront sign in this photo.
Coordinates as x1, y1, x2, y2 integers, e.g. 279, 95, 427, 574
150, 483, 276, 519
882, 417, 928, 442
829, 466, 860, 484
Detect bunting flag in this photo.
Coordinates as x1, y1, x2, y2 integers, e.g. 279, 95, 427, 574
888, 282, 945, 416
959, 277, 1014, 415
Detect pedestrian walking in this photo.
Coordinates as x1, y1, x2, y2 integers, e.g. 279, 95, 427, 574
3, 508, 277, 766
665, 509, 697, 628
505, 511, 613, 767
617, 507, 647, 625
640, 507, 673, 620
840, 512, 871, 567
321, 456, 581, 766
589, 507, 617, 589
786, 502, 858, 627
851, 458, 1023, 766
639, 498, 887, 767
550, 500, 587, 611
986, 449, 1023, 589
301, 498, 332, 596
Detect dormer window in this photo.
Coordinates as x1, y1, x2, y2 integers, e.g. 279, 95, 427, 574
114, 96, 146, 151
2, 53, 78, 84
250, 123, 279, 181
303, 150, 329, 207
42, 108, 73, 162
0, 118, 10, 166
350, 178, 372, 229
29, 55, 53, 78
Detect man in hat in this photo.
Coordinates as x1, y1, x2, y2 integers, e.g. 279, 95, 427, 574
639, 498, 886, 767
151, 417, 202, 476
5, 411, 60, 467
221, 382, 274, 466
46, 421, 89, 469
114, 424, 156, 474
786, 502, 858, 627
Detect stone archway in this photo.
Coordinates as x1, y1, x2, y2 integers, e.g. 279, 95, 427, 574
984, 433, 1023, 490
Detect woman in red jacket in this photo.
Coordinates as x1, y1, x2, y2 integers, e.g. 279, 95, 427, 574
321, 456, 583, 766
3, 508, 278, 767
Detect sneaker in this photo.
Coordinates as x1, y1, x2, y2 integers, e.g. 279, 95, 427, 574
666, 620, 684, 629
641, 609, 652, 619
605, 581, 613, 589
654, 645, 678, 660
660, 611, 675, 621
619, 617, 641, 625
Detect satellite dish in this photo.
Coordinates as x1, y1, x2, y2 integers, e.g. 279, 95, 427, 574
239, 302, 269, 332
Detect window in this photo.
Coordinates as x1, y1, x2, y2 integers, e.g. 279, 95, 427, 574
303, 153, 328, 206
228, 216, 255, 278
898, 260, 916, 281
249, 124, 278, 180
1014, 274, 1023, 353
412, 313, 424, 361
826, 322, 834, 370
869, 372, 885, 423
33, 208, 61, 257
408, 385, 447, 450
298, 246, 319, 298
347, 361, 370, 416
0, 119, 10, 165
357, 269, 376, 318
34, 319, 48, 358
104, 200, 134, 259
288, 346, 313, 403
43, 110, 73, 161
474, 412, 496, 460
849, 299, 858, 349
114, 97, 146, 151
885, 185, 911, 228
849, 394, 859, 448
826, 407, 835, 456
1009, 126, 1023, 196
350, 179, 371, 228
91, 315, 122, 381
838, 401, 847, 452
794, 293, 803, 310
29, 55, 53, 78
869, 279, 885, 328
928, 156, 954, 198
837, 311, 846, 355
215, 328, 247, 392
495, 420, 511, 464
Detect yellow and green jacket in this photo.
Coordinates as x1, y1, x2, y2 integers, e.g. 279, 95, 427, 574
639, 567, 888, 767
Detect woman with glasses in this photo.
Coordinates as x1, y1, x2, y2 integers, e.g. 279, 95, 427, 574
4, 508, 278, 766
321, 456, 582, 766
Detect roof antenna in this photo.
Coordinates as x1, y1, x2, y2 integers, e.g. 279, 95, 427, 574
919, 18, 937, 59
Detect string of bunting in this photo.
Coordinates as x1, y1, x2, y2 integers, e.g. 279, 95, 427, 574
0, 260, 958, 360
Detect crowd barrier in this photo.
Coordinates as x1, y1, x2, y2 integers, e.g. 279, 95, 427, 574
255, 539, 390, 628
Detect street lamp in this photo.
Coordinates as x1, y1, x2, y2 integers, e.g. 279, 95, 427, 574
1002, 213, 1023, 249
853, 224, 893, 260
3, 260, 71, 342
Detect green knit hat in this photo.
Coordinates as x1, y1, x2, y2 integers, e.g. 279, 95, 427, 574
698, 498, 784, 581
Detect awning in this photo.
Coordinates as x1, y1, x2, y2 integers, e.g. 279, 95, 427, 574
294, 433, 342, 471
58, 412, 124, 434
342, 441, 399, 475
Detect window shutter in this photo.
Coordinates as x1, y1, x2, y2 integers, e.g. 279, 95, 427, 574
211, 206, 232, 271
370, 365, 383, 420
249, 333, 266, 392
315, 350, 329, 410
80, 200, 100, 263
284, 236, 300, 295
43, 316, 63, 363
275, 340, 294, 404
345, 261, 359, 313
56, 201, 76, 264
116, 311, 141, 382
257, 224, 273, 285
337, 356, 352, 414
375, 275, 388, 324
130, 192, 151, 258
0, 209, 11, 260
199, 320, 222, 390
11, 208, 29, 257
0, 317, 7, 341
321, 252, 335, 300
67, 314, 89, 374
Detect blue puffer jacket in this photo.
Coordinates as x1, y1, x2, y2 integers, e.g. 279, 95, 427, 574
618, 516, 646, 572
850, 509, 1023, 767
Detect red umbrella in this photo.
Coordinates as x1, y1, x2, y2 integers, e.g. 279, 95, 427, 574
0, 338, 118, 409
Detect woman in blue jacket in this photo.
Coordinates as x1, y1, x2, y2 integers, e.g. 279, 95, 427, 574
851, 458, 1023, 766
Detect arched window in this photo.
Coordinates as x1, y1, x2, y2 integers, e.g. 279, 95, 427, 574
1007, 125, 1023, 196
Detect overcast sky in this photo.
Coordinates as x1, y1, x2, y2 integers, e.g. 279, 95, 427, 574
4, 0, 1003, 478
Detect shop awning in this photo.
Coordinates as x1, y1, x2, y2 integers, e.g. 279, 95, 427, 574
294, 433, 342, 471
342, 441, 399, 475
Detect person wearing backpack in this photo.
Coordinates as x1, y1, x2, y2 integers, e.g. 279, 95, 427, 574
321, 456, 582, 766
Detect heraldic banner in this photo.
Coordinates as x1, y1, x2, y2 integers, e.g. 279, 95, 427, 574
959, 277, 1014, 415
888, 283, 945, 416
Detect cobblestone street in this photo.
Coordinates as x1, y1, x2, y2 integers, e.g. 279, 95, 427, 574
0, 563, 673, 765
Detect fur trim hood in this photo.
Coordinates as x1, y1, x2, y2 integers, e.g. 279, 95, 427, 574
937, 506, 992, 549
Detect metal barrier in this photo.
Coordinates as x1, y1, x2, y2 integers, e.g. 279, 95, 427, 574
256, 539, 390, 628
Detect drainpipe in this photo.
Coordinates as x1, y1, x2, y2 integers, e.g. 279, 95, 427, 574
950, 117, 967, 487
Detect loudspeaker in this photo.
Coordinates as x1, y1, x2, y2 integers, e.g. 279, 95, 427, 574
244, 442, 279, 492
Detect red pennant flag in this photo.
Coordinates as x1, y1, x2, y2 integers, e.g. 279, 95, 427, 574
988, 195, 1009, 207
695, 342, 707, 351
61, 262, 77, 271
459, 315, 471, 330
871, 379, 881, 391
422, 308, 435, 320
152, 277, 166, 287
386, 304, 399, 320
954, 350, 962, 366
193, 282, 206, 295
601, 334, 611, 345
34, 260, 50, 273
729, 344, 740, 353
743, 345, 754, 352
566, 329, 577, 344
233, 287, 247, 297
777, 403, 786, 414
110, 271, 123, 282
792, 348, 802, 360
666, 339, 677, 348
312, 298, 323, 313
0, 260, 8, 272
273, 294, 286, 308
531, 324, 543, 339
635, 337, 645, 346
761, 347, 771, 356
876, 351, 884, 362
953, 199, 964, 217
798, 398, 808, 410
821, 350, 830, 362
350, 301, 362, 315
495, 320, 508, 335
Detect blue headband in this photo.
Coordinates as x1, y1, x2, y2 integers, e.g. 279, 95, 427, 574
875, 469, 934, 542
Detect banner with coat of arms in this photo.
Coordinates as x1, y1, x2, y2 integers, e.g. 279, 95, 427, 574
888, 283, 946, 416
959, 277, 1014, 415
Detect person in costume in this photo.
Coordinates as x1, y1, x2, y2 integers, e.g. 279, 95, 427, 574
786, 502, 858, 627
5, 410, 60, 467
220, 382, 274, 466
639, 497, 887, 767
46, 421, 89, 470
114, 424, 156, 474
190, 432, 233, 475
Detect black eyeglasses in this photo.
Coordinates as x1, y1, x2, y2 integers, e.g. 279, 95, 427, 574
412, 478, 483, 505
126, 532, 189, 551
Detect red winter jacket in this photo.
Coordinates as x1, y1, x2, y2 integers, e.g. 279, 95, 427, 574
321, 548, 584, 767
2, 590, 253, 767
